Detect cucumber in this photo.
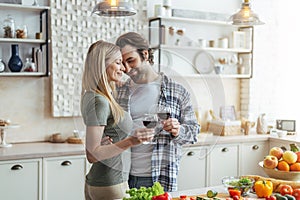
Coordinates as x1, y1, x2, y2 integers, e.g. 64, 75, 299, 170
207, 190, 218, 198
285, 194, 296, 200
274, 193, 288, 200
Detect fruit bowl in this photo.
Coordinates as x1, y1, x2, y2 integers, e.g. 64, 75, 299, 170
259, 161, 300, 181
222, 176, 254, 196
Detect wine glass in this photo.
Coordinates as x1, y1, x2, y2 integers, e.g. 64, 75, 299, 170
142, 113, 158, 144
157, 105, 171, 121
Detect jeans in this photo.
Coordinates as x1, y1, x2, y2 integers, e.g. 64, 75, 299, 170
128, 175, 154, 189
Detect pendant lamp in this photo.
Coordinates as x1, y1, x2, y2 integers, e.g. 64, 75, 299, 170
229, 0, 264, 25
92, 0, 136, 17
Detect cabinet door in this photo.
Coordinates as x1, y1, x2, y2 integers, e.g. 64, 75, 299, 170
43, 155, 86, 200
0, 158, 42, 200
177, 146, 208, 190
240, 141, 269, 176
208, 144, 239, 186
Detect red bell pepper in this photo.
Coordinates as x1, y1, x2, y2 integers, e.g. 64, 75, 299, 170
152, 192, 172, 200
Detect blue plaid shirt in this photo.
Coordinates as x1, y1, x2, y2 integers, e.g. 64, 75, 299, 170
116, 73, 200, 191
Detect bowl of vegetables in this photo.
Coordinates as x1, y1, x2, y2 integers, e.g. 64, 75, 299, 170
222, 176, 254, 197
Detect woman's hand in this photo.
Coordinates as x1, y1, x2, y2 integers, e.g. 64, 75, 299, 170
162, 118, 181, 137
131, 128, 155, 145
101, 136, 113, 145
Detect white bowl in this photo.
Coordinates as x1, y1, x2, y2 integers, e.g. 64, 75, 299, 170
259, 161, 300, 181
277, 130, 287, 138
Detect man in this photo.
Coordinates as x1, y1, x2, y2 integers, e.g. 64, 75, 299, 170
115, 32, 200, 192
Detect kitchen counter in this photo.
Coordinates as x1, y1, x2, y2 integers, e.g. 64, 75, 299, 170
0, 142, 85, 161
0, 133, 299, 161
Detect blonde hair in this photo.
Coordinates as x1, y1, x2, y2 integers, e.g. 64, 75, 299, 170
82, 40, 124, 124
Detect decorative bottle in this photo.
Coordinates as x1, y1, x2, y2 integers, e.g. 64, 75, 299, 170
8, 44, 23, 72
0, 59, 6, 73
22, 58, 36, 72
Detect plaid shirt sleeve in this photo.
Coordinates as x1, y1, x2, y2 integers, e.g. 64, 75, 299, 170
152, 73, 200, 192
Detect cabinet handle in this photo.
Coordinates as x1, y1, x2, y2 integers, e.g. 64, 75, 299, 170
11, 164, 23, 170
61, 160, 72, 166
281, 146, 287, 151
187, 151, 195, 156
252, 145, 259, 150
221, 148, 229, 152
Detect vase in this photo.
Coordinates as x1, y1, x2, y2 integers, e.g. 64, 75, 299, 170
8, 44, 23, 72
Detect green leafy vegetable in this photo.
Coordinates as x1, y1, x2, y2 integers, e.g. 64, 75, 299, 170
123, 182, 164, 200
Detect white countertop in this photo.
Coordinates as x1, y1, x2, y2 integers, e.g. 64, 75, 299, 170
0, 142, 85, 161
1, 133, 299, 161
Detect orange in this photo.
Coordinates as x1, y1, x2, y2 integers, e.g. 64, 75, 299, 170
277, 160, 290, 171
290, 162, 300, 171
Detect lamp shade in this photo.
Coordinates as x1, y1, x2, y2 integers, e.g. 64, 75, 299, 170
92, 0, 136, 17
229, 0, 264, 26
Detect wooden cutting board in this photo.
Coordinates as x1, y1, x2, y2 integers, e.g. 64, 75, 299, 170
172, 193, 262, 200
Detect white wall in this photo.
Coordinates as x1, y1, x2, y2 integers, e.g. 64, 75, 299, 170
1, 0, 291, 143
247, 0, 300, 129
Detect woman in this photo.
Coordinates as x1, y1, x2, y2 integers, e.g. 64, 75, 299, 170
81, 40, 154, 200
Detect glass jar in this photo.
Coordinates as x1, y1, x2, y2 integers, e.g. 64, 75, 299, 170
16, 25, 28, 39
3, 15, 15, 38
23, 58, 36, 72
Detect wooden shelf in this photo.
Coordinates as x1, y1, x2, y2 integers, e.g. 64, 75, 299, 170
0, 72, 48, 77
0, 38, 46, 44
0, 3, 50, 12
159, 45, 252, 53
149, 17, 230, 26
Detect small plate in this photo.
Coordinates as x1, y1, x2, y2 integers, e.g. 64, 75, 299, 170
194, 50, 214, 74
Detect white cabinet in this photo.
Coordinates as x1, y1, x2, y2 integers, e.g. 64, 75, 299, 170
269, 139, 297, 152
240, 141, 269, 176
43, 155, 86, 200
0, 158, 42, 200
208, 144, 239, 186
148, 17, 253, 78
178, 146, 208, 190
0, 3, 50, 77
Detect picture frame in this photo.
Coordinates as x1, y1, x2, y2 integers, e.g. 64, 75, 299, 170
232, 31, 246, 49
276, 119, 296, 133
220, 105, 236, 121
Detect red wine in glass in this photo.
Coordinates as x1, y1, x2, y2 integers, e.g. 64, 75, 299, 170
143, 120, 158, 128
157, 112, 170, 120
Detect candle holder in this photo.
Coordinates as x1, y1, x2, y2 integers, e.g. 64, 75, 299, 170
0, 124, 20, 148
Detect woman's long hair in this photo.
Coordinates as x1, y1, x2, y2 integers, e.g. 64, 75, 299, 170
82, 40, 124, 124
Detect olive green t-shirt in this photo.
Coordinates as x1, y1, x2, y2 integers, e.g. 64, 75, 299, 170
81, 91, 132, 186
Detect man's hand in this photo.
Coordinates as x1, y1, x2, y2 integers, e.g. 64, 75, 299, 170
162, 118, 181, 137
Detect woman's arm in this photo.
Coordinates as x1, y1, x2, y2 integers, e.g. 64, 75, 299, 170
85, 126, 154, 163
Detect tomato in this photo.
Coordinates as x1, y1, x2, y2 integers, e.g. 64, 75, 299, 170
180, 195, 188, 200
293, 188, 300, 200
228, 189, 241, 198
152, 192, 172, 200
280, 185, 294, 196
190, 197, 197, 200
232, 195, 240, 200
265, 195, 276, 200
